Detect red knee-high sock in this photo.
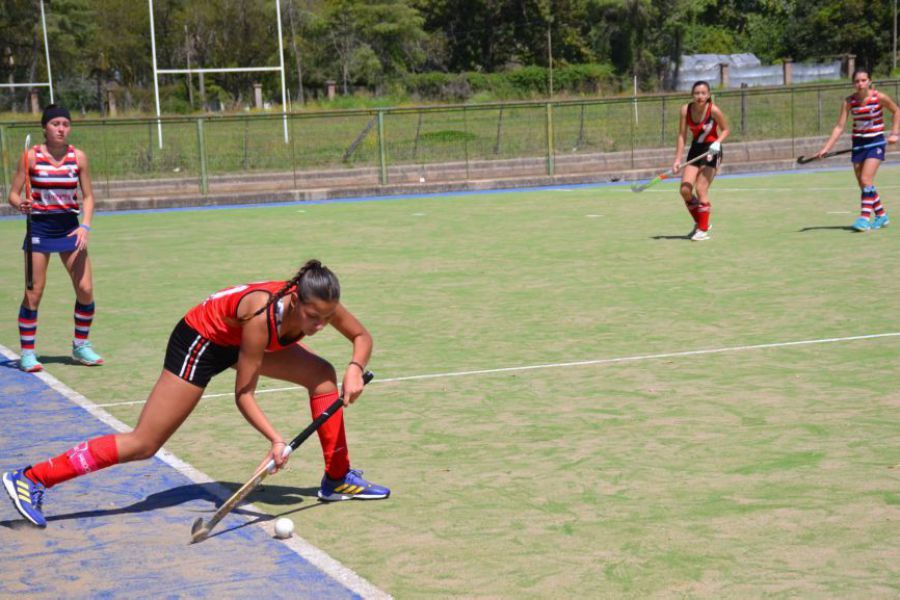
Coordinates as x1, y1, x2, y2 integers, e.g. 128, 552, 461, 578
310, 391, 350, 479
684, 197, 700, 224
26, 434, 119, 488
697, 204, 711, 231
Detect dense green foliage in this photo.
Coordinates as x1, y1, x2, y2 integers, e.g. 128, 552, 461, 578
0, 0, 896, 111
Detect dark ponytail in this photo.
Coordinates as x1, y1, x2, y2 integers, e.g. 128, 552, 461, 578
239, 259, 340, 323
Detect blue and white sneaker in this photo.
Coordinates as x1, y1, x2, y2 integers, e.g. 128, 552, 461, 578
852, 217, 871, 231
72, 341, 104, 366
3, 469, 46, 527
872, 214, 890, 230
318, 469, 391, 501
19, 351, 43, 373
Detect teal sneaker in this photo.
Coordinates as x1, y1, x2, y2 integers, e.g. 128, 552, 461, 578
19, 351, 43, 373
852, 217, 871, 231
872, 214, 890, 230
72, 341, 104, 366
3, 469, 46, 527
318, 469, 391, 502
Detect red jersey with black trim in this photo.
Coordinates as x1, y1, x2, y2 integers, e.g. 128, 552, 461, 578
183, 281, 304, 351
29, 145, 81, 215
686, 102, 719, 143
848, 91, 884, 138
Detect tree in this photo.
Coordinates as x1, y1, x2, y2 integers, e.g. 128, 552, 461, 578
320, 0, 427, 93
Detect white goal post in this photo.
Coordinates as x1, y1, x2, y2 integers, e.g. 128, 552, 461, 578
0, 0, 54, 104
148, 0, 289, 148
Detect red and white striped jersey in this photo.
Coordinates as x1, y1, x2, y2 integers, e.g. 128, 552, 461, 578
184, 281, 305, 352
848, 91, 884, 138
685, 102, 719, 144
29, 145, 80, 215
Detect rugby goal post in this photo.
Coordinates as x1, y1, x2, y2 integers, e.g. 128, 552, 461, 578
0, 0, 54, 104
148, 0, 289, 148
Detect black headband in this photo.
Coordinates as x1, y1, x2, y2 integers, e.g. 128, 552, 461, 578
41, 106, 71, 126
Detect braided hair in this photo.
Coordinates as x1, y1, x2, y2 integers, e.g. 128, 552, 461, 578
237, 259, 341, 324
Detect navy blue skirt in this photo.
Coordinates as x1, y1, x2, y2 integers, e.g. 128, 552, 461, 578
22, 213, 80, 253
851, 135, 886, 164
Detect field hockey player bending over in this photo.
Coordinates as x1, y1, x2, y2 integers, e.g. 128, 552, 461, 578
3, 259, 389, 528
673, 81, 730, 241
6, 104, 104, 372
815, 69, 900, 231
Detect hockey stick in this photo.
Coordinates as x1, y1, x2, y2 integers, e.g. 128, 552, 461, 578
797, 140, 886, 164
190, 370, 374, 543
631, 151, 715, 193
23, 135, 33, 290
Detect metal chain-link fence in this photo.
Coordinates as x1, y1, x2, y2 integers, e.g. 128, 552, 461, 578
2, 79, 897, 201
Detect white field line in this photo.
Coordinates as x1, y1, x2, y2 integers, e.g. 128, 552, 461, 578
85, 331, 900, 408
0, 343, 392, 600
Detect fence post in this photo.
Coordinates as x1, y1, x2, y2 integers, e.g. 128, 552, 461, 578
413, 111, 423, 159
377, 110, 387, 185
790, 88, 795, 157
289, 113, 297, 189
545, 102, 555, 177
464, 107, 470, 180
816, 89, 822, 134
0, 126, 9, 199
575, 104, 586, 151
739, 83, 747, 137
630, 101, 635, 169
493, 107, 504, 155
196, 117, 209, 195
102, 121, 111, 200
660, 96, 666, 146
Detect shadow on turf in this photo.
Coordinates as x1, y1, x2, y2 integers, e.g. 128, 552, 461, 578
199, 500, 330, 542
0, 355, 82, 369
798, 225, 857, 232
0, 481, 324, 529
650, 234, 692, 241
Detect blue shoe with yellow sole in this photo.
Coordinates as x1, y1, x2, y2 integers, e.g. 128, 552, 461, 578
3, 469, 46, 527
318, 469, 390, 501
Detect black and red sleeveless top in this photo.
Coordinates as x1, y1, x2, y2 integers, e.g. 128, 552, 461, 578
184, 281, 304, 352
686, 102, 720, 144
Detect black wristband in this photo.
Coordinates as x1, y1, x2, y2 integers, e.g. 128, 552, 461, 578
348, 360, 365, 372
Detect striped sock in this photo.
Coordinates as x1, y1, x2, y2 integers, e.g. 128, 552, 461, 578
18, 305, 37, 352
871, 190, 886, 217
861, 186, 877, 218
74, 301, 95, 345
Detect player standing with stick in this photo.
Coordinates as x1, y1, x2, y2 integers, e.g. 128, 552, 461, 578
3, 260, 390, 528
6, 104, 104, 372
673, 81, 730, 241
814, 69, 900, 231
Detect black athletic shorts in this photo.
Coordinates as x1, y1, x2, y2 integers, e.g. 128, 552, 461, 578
687, 141, 723, 170
163, 318, 239, 388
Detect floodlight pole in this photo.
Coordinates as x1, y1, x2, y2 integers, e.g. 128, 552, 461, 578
275, 0, 289, 143
39, 0, 53, 102
148, 0, 164, 148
